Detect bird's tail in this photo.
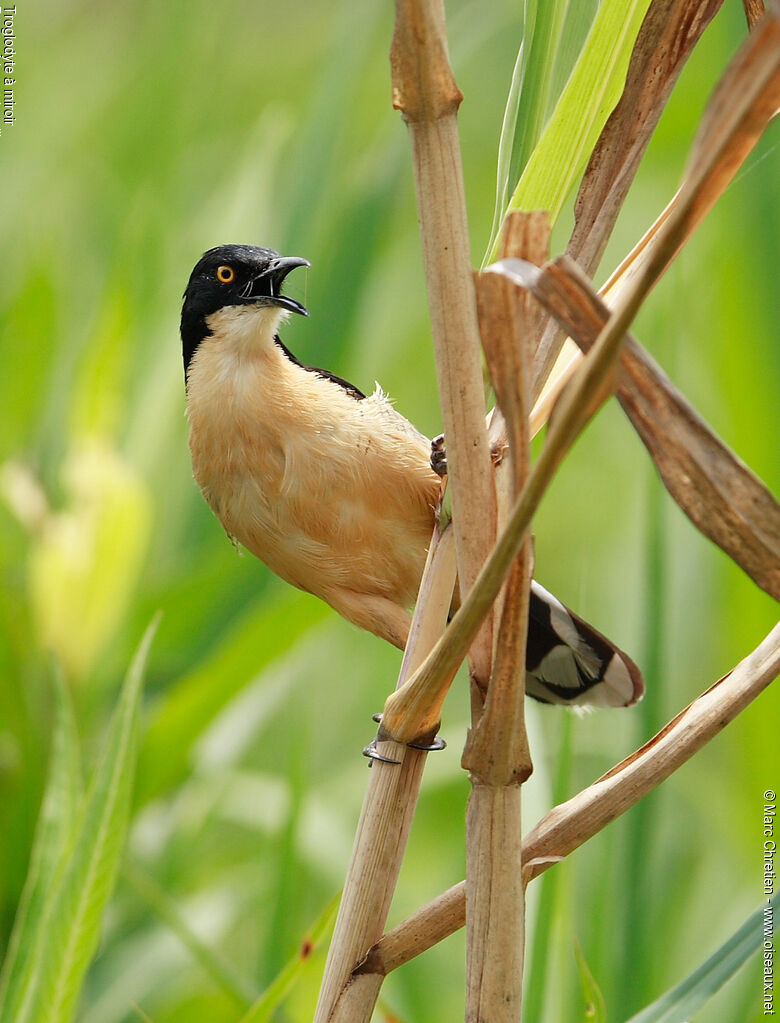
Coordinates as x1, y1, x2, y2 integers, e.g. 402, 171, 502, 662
525, 581, 644, 708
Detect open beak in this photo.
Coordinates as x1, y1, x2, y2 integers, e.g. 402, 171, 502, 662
244, 256, 310, 316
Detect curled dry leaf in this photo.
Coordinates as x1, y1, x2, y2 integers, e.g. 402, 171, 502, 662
502, 254, 780, 601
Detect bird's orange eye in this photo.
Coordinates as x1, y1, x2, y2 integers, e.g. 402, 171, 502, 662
216, 265, 235, 284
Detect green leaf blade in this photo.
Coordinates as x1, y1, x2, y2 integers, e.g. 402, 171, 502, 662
505, 0, 652, 229
238, 893, 339, 1023
0, 669, 82, 1023
625, 896, 776, 1023
17, 618, 158, 1023
506, 0, 568, 190
485, 0, 576, 266
485, 39, 529, 267
574, 938, 607, 1023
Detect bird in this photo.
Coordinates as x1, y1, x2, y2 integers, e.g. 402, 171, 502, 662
181, 243, 644, 708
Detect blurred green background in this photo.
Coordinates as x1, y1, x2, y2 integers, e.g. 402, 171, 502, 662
0, 0, 778, 1020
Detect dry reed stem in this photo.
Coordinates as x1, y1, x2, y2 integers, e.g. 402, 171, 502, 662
744, 0, 767, 29
460, 216, 541, 1022
392, 0, 496, 694
379, 526, 458, 743
464, 787, 526, 1021
365, 622, 780, 973
314, 523, 456, 1023
319, 4, 780, 1017
319, 0, 496, 1012
568, 0, 722, 275
364, 32, 779, 984
314, 747, 428, 1023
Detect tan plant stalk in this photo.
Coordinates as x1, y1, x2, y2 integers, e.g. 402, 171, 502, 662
744, 0, 767, 29
391, 0, 496, 696
313, 522, 456, 1023
603, 3, 780, 305
460, 216, 542, 1022
317, 0, 499, 1010
362, 621, 780, 974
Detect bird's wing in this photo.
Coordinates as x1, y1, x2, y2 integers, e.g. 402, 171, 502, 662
273, 337, 367, 401
525, 581, 644, 708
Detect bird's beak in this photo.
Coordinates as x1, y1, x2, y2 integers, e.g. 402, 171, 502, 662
244, 256, 311, 316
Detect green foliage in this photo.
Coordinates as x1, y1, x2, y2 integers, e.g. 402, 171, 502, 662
487, 0, 652, 260
136, 591, 329, 807
0, 1, 777, 1021
626, 897, 776, 1023
237, 894, 338, 1023
574, 938, 607, 1022
0, 624, 155, 1023
0, 669, 81, 1022
485, 0, 577, 264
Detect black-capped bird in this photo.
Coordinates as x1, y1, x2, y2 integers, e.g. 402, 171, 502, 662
181, 244, 643, 708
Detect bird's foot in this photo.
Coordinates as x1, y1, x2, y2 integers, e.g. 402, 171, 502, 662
363, 713, 447, 764
362, 740, 402, 764
431, 433, 506, 476
430, 434, 447, 477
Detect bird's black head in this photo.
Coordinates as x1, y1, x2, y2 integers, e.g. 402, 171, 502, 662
180, 244, 310, 376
